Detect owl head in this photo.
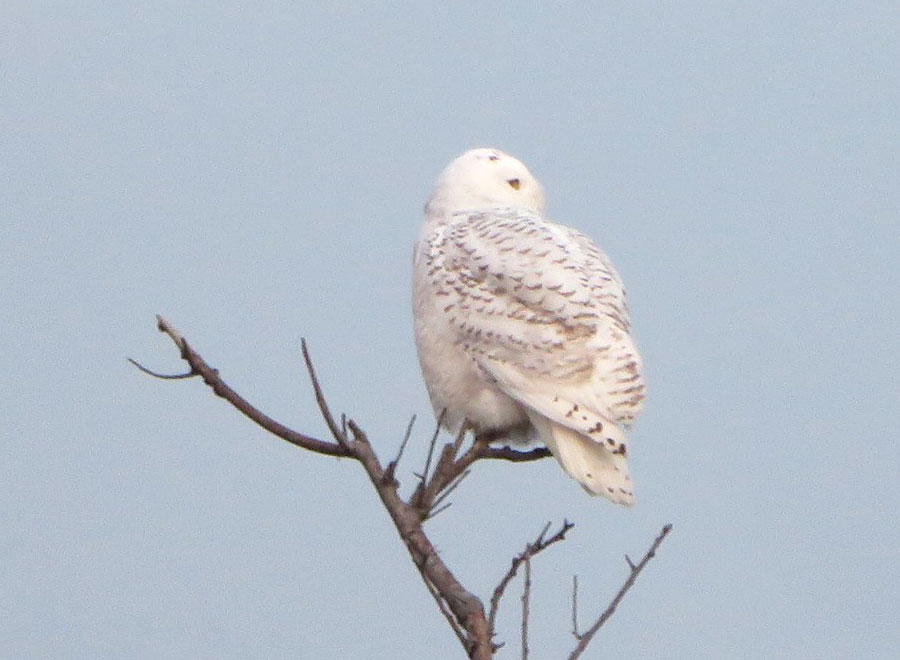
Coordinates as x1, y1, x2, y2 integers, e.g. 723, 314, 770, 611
425, 148, 546, 218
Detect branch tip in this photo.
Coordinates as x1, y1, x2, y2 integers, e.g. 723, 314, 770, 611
126, 357, 196, 379
301, 338, 352, 451
488, 519, 574, 636
567, 523, 673, 659
138, 316, 349, 458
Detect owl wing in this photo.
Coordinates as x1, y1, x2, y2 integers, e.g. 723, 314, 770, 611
431, 208, 645, 431
425, 209, 644, 503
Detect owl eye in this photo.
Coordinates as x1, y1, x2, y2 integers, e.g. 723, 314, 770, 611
507, 178, 520, 190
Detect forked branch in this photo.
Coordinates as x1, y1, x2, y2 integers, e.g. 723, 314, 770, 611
132, 315, 672, 659
568, 523, 674, 659
488, 520, 575, 635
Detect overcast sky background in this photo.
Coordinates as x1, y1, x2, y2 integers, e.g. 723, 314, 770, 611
3, 3, 899, 659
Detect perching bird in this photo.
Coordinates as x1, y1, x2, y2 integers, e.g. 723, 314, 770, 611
412, 148, 645, 505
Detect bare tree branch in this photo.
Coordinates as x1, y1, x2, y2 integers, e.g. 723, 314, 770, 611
570, 575, 582, 640
149, 316, 349, 458
429, 468, 472, 514
478, 445, 552, 462
568, 523, 674, 659
300, 338, 352, 452
419, 411, 444, 481
520, 556, 531, 660
343, 417, 494, 659
487, 520, 575, 635
134, 316, 672, 660
384, 414, 416, 486
138, 317, 494, 658
415, 559, 469, 650
126, 357, 196, 379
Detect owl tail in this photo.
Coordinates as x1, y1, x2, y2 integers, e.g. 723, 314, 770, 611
529, 413, 635, 506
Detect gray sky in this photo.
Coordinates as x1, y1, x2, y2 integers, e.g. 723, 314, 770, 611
3, 3, 899, 658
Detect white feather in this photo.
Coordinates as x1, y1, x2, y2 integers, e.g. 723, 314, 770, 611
413, 148, 645, 504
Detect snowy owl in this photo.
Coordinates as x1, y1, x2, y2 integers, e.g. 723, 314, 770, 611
412, 148, 645, 505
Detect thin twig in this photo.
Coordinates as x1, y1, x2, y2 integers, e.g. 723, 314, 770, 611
534, 521, 553, 545
568, 524, 674, 660
570, 575, 582, 640
487, 520, 575, 634
139, 316, 496, 659
126, 357, 197, 379
384, 414, 416, 486
138, 316, 349, 458
300, 338, 351, 451
416, 568, 468, 650
341, 417, 492, 659
415, 440, 459, 514
480, 445, 551, 461
417, 422, 476, 514
520, 557, 531, 660
429, 468, 472, 513
417, 412, 444, 486
424, 501, 453, 520
451, 422, 468, 457
410, 427, 552, 513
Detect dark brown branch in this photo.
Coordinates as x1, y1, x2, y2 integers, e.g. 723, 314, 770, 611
148, 315, 349, 458
520, 557, 531, 660
419, 411, 444, 482
138, 316, 493, 660
487, 520, 575, 635
343, 418, 494, 660
413, 431, 551, 519
137, 318, 494, 658
411, 424, 552, 513
430, 468, 471, 513
383, 415, 416, 486
300, 338, 352, 452
415, 557, 469, 649
478, 445, 552, 462
126, 357, 196, 379
415, 440, 464, 515
136, 315, 667, 660
570, 575, 581, 640
568, 524, 673, 660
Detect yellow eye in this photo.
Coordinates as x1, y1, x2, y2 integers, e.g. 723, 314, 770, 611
507, 178, 520, 190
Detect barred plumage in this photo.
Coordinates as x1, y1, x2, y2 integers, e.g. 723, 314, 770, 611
413, 148, 645, 505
